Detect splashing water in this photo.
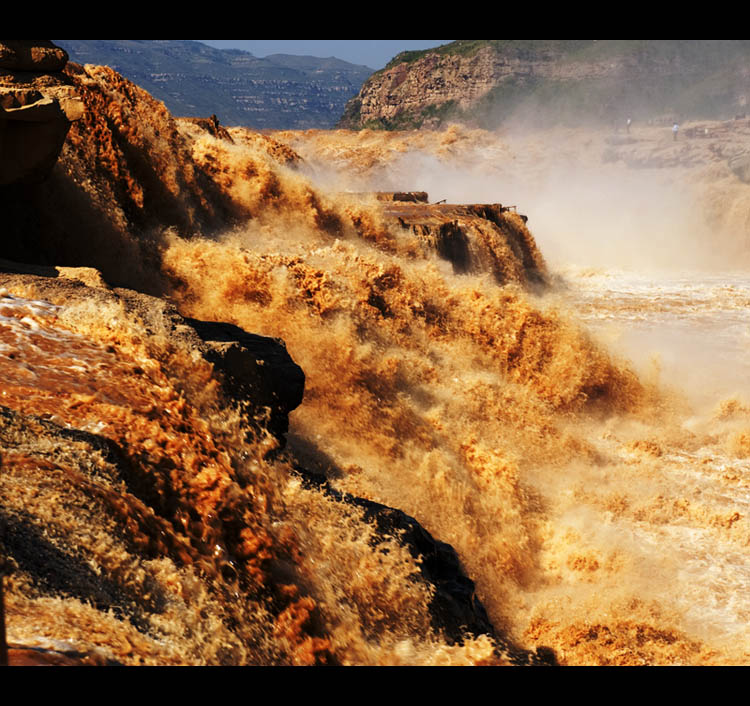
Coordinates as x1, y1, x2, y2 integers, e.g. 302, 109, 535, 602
516, 266, 750, 663
5, 65, 750, 663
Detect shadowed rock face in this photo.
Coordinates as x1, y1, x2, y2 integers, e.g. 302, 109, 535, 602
184, 318, 305, 443
0, 40, 68, 72
0, 40, 83, 185
0, 265, 305, 443
378, 194, 546, 287
293, 466, 556, 665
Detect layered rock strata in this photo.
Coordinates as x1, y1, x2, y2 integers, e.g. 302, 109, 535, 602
0, 40, 83, 185
339, 40, 750, 131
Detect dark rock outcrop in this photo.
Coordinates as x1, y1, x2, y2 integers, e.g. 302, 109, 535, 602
0, 265, 304, 444
0, 268, 317, 664
0, 40, 83, 185
294, 467, 556, 665
185, 318, 305, 442
178, 115, 234, 143
0, 40, 68, 72
378, 196, 546, 287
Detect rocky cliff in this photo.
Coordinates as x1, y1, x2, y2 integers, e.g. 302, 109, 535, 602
0, 40, 83, 185
339, 40, 750, 130
376, 194, 545, 287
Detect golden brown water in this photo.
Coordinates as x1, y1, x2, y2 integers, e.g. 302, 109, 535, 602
514, 268, 750, 664
158, 211, 750, 664
0, 286, 506, 665
182, 125, 750, 665
6, 70, 750, 664
150, 125, 699, 663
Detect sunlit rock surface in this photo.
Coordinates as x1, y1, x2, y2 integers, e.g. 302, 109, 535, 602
7, 52, 750, 666
376, 194, 545, 286
0, 40, 82, 186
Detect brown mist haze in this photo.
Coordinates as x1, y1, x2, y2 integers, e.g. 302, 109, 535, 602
4, 63, 750, 664
276, 124, 750, 271
268, 124, 750, 663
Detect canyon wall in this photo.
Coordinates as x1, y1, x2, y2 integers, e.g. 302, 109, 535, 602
339, 40, 750, 130
5, 49, 748, 666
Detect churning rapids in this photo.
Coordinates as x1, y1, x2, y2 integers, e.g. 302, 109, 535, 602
536, 266, 750, 662
5, 63, 750, 665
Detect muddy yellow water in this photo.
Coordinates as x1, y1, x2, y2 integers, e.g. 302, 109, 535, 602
158, 223, 750, 664
6, 93, 750, 664
134, 125, 750, 664
517, 267, 750, 664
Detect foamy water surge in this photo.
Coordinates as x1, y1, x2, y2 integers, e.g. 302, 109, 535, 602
8, 78, 750, 662
566, 269, 750, 402
529, 268, 750, 662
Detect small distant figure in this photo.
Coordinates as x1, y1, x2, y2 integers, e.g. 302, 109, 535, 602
673, 122, 679, 141
626, 117, 632, 134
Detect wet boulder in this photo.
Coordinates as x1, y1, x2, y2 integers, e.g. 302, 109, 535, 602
185, 318, 305, 442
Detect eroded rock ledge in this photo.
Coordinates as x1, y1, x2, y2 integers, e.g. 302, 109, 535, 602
0, 263, 304, 443
0, 40, 83, 185
378, 192, 546, 287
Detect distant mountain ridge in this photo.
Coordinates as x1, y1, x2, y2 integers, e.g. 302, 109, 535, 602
54, 40, 374, 130
338, 40, 750, 130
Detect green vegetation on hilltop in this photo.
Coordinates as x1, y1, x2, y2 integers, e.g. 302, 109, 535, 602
347, 40, 750, 131
382, 40, 595, 72
382, 40, 750, 74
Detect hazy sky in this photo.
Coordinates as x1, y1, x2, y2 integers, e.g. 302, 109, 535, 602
196, 40, 454, 70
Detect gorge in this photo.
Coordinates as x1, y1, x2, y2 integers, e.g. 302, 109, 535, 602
3, 41, 750, 666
